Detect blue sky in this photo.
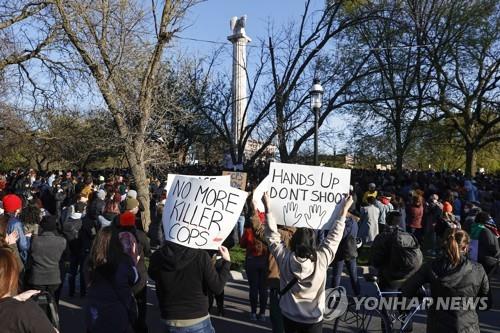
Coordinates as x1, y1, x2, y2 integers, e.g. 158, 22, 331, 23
177, 1, 315, 53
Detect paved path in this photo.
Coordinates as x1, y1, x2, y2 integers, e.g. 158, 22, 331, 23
58, 271, 500, 333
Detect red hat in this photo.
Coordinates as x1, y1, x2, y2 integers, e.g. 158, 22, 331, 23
443, 201, 453, 213
2, 194, 22, 213
119, 211, 136, 227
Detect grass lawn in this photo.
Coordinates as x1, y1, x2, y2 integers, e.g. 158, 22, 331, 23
229, 245, 246, 271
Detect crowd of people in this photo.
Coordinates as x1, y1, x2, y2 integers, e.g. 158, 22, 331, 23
0, 167, 498, 333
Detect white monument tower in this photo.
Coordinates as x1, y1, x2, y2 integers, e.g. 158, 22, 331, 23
228, 16, 251, 159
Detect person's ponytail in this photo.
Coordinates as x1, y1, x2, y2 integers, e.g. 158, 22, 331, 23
443, 229, 470, 267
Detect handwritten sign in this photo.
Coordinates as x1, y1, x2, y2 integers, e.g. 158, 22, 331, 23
267, 162, 351, 229
164, 174, 230, 195
163, 176, 248, 249
222, 171, 247, 190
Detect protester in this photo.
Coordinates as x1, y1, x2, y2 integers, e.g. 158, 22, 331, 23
3, 194, 29, 263
407, 194, 424, 245
469, 211, 500, 275
435, 201, 460, 240
240, 219, 269, 321
250, 200, 295, 333
358, 196, 380, 244
426, 194, 444, 255
362, 183, 377, 205
19, 203, 42, 237
87, 189, 106, 222
26, 215, 67, 305
330, 212, 360, 295
85, 227, 139, 333
0, 247, 58, 333
62, 201, 86, 297
370, 211, 423, 290
148, 241, 231, 333
375, 193, 393, 233
116, 208, 151, 333
263, 194, 353, 333
402, 229, 491, 333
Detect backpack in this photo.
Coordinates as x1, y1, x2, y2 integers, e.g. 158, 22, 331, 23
118, 231, 140, 265
390, 230, 423, 278
335, 235, 358, 262
62, 219, 81, 242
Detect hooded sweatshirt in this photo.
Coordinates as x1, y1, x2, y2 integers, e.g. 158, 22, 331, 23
148, 242, 231, 321
265, 211, 346, 324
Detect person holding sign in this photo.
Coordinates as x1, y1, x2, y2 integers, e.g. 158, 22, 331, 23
262, 193, 353, 333
148, 242, 231, 333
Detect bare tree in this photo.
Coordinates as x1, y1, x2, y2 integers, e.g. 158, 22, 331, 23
0, 1, 56, 71
196, 0, 383, 165
53, 0, 200, 230
426, 0, 500, 176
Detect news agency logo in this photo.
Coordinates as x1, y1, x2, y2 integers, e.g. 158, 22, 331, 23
324, 287, 348, 321
324, 287, 490, 320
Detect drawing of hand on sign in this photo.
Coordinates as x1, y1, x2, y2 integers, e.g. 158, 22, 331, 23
283, 202, 302, 226
304, 204, 327, 229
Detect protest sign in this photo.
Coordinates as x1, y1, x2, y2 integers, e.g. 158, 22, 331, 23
252, 175, 269, 212
164, 174, 230, 195
267, 162, 351, 229
163, 176, 248, 249
222, 171, 248, 190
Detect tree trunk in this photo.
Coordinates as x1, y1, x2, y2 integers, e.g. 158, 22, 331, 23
395, 152, 404, 174
127, 147, 151, 232
465, 145, 477, 177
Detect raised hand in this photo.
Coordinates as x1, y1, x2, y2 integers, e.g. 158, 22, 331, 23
304, 204, 327, 229
340, 195, 354, 218
261, 192, 271, 213
283, 202, 302, 226
5, 230, 19, 245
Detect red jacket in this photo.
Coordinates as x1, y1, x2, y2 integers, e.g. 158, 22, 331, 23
240, 227, 267, 257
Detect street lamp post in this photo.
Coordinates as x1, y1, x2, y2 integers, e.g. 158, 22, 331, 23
310, 78, 323, 166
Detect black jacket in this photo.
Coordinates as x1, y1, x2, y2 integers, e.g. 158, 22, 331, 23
477, 227, 500, 274
148, 242, 231, 320
402, 256, 491, 333
0, 298, 55, 333
79, 216, 98, 255
88, 198, 105, 220
27, 231, 66, 286
370, 225, 422, 284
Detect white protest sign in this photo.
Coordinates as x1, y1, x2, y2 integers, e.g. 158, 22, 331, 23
267, 162, 351, 229
163, 176, 248, 249
253, 175, 269, 213
164, 174, 230, 195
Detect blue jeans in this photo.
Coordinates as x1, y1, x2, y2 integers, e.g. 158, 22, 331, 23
165, 317, 215, 333
331, 259, 360, 296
